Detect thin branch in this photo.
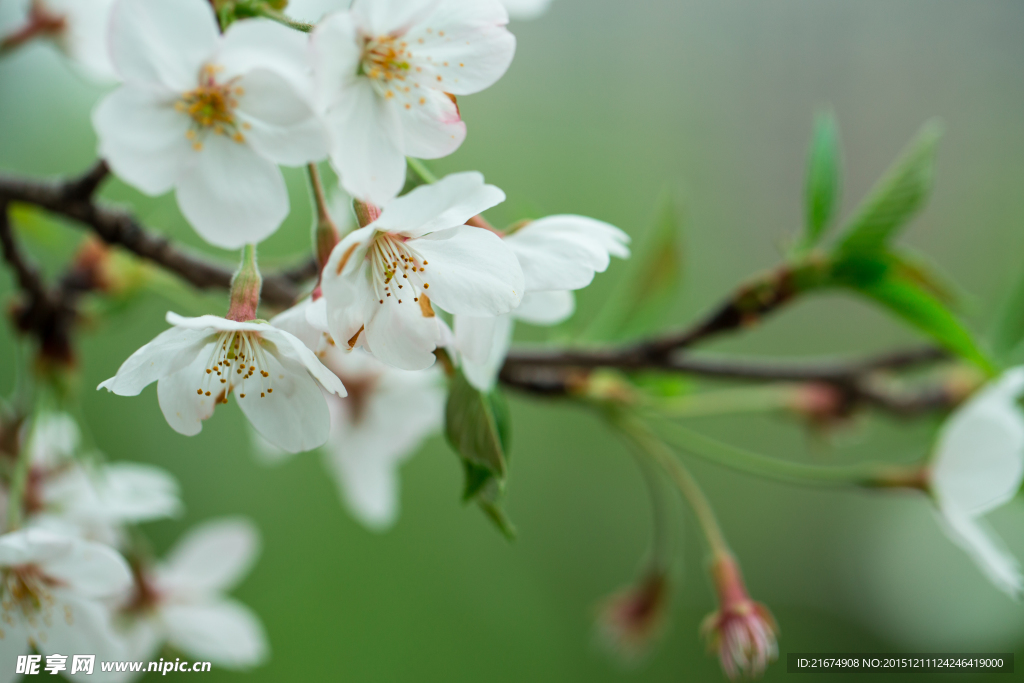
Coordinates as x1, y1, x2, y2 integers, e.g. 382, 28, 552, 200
0, 166, 313, 307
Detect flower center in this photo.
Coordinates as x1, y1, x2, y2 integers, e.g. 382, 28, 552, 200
196, 331, 274, 401
367, 232, 431, 307
361, 35, 410, 89
1, 565, 58, 620
175, 65, 250, 151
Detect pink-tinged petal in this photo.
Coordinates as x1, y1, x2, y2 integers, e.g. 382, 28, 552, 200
97, 324, 211, 396
396, 89, 466, 159
175, 135, 289, 249
236, 350, 332, 453
93, 86, 193, 196
513, 289, 575, 325
407, 0, 515, 96
325, 78, 406, 204
234, 70, 328, 166
363, 294, 439, 370
156, 342, 220, 436
351, 0, 438, 36
159, 518, 259, 596
505, 214, 630, 291
163, 600, 269, 669
371, 171, 504, 238
409, 226, 523, 316
108, 0, 219, 91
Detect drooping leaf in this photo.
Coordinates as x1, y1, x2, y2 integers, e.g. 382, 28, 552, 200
803, 110, 842, 247
585, 190, 685, 340
830, 252, 991, 372
836, 120, 942, 255
990, 266, 1024, 361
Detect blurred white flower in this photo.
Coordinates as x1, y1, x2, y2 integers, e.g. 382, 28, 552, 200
0, 528, 132, 675
321, 172, 523, 370
117, 518, 267, 673
288, 0, 551, 23
500, 0, 553, 20
311, 0, 516, 203
92, 0, 327, 249
12, 412, 181, 545
98, 313, 346, 454
0, 0, 117, 81
455, 215, 630, 390
928, 366, 1024, 598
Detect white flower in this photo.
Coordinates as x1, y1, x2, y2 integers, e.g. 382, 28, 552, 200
117, 518, 267, 672
12, 412, 181, 545
455, 214, 630, 390
311, 0, 516, 203
321, 172, 524, 371
92, 0, 327, 249
0, 528, 132, 676
928, 367, 1024, 598
98, 313, 347, 454
0, 0, 117, 81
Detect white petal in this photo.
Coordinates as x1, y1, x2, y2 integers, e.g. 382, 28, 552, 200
57, 0, 119, 82
86, 462, 183, 523
322, 228, 376, 346
371, 171, 504, 238
323, 366, 443, 528
248, 427, 294, 466
259, 327, 347, 397
504, 214, 631, 291
175, 134, 289, 249
456, 314, 513, 392
351, 0, 437, 36
217, 18, 316, 98
235, 350, 333, 453
28, 411, 80, 467
501, 0, 552, 20
513, 289, 575, 325
396, 90, 466, 160
363, 293, 440, 370
97, 324, 211, 396
233, 70, 327, 166
407, 0, 515, 96
310, 10, 362, 109
0, 621, 30, 683
325, 78, 406, 204
164, 312, 268, 333
938, 511, 1023, 599
93, 86, 193, 196
41, 595, 126, 662
41, 537, 132, 599
931, 376, 1024, 517
270, 298, 326, 351
162, 600, 268, 669
108, 0, 218, 90
410, 226, 524, 315
159, 518, 259, 596
286, 0, 347, 23
156, 342, 220, 436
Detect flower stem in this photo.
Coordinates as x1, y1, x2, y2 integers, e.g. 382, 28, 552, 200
657, 420, 927, 489
644, 385, 803, 418
617, 414, 731, 557
226, 244, 261, 322
252, 6, 313, 32
307, 163, 339, 269
407, 158, 438, 185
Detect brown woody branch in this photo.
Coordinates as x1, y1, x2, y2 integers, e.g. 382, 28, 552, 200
0, 162, 314, 308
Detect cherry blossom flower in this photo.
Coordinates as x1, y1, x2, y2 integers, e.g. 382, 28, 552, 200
700, 553, 778, 680
10, 412, 181, 545
0, 528, 132, 677
311, 0, 516, 203
117, 518, 267, 671
928, 367, 1024, 598
0, 0, 117, 81
92, 0, 327, 249
98, 313, 346, 454
595, 571, 669, 663
321, 172, 523, 370
455, 214, 630, 390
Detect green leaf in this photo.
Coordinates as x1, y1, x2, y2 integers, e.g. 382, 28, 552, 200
585, 190, 685, 340
830, 253, 991, 371
803, 111, 842, 247
836, 120, 943, 255
991, 266, 1024, 360
445, 369, 508, 477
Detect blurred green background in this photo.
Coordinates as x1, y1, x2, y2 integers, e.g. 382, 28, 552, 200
2, 0, 1024, 680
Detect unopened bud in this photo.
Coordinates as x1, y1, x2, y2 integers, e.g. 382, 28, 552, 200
700, 553, 778, 680
226, 245, 261, 322
595, 571, 669, 663
353, 200, 381, 228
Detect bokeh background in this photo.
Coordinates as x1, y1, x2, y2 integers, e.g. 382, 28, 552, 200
2, 0, 1024, 680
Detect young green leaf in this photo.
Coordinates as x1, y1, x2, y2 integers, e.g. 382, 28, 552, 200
830, 253, 992, 372
445, 369, 508, 477
836, 120, 942, 256
803, 111, 842, 247
585, 190, 685, 340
